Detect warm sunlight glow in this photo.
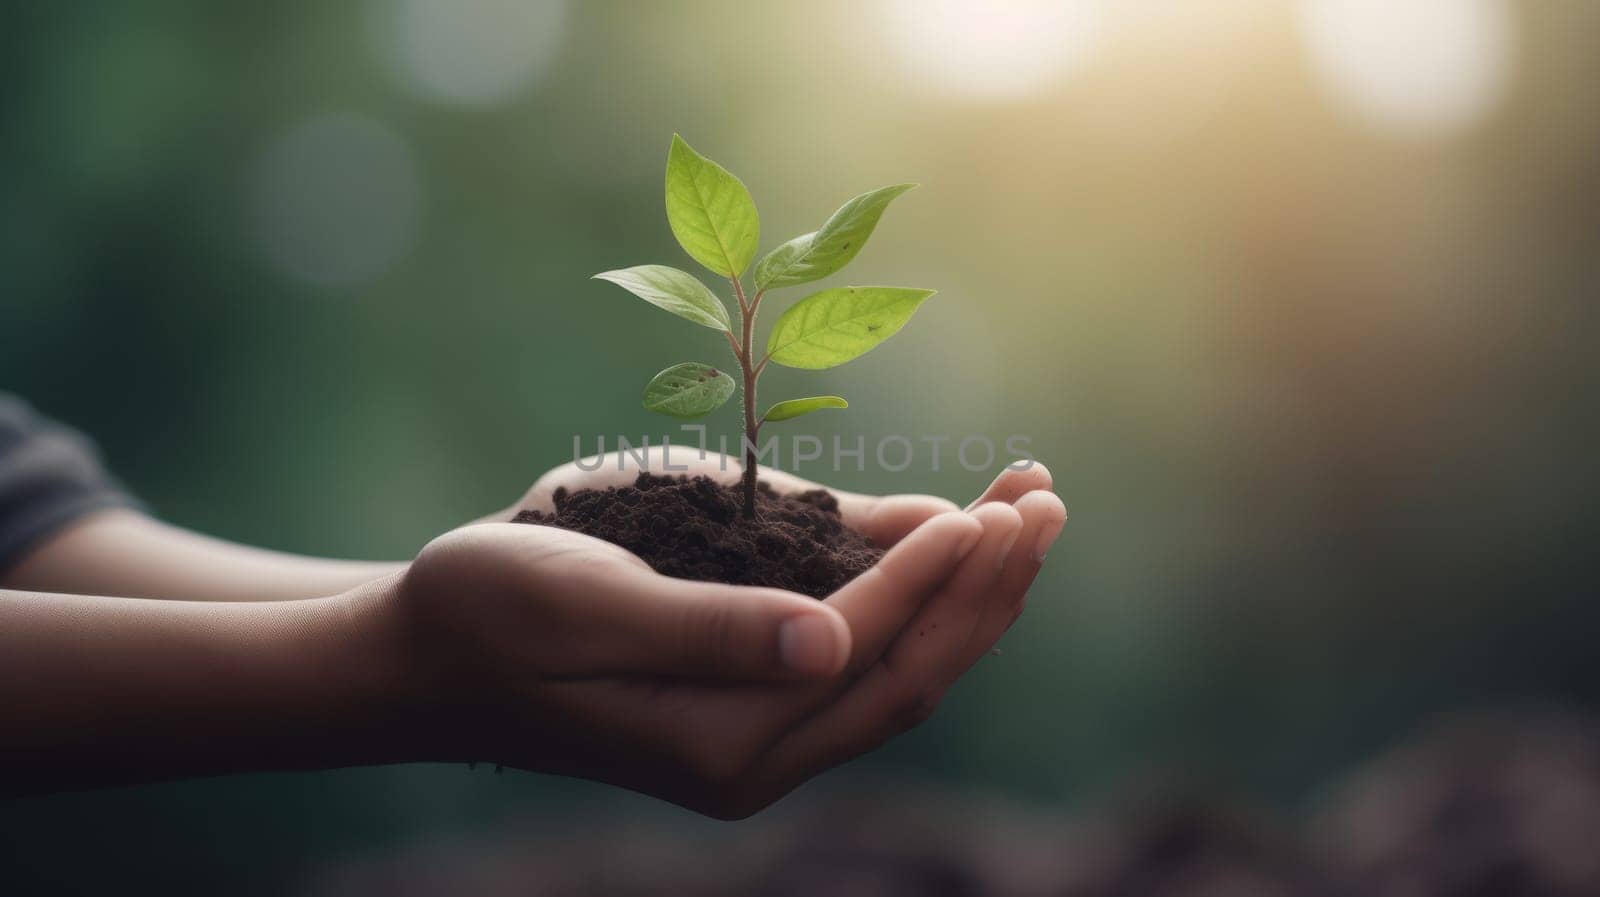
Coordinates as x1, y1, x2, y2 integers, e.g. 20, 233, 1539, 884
881, 0, 1104, 100
1296, 0, 1515, 139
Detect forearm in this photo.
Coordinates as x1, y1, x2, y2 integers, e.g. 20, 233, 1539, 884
0, 580, 420, 795
1, 509, 405, 601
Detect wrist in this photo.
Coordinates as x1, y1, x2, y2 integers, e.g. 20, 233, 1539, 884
317, 574, 446, 766
350, 566, 493, 765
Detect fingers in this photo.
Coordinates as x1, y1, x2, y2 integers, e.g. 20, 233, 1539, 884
822, 511, 984, 674
873, 501, 1022, 689
554, 508, 995, 794
965, 461, 1053, 511
949, 489, 1066, 675
850, 493, 963, 546
513, 509, 988, 811
588, 576, 852, 681
800, 488, 1060, 788
483, 492, 1058, 818
534, 541, 854, 682
756, 503, 1023, 791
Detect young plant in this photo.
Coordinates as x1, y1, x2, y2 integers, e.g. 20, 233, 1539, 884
595, 134, 934, 518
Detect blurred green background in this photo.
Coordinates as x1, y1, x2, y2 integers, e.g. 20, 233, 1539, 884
3, 0, 1599, 892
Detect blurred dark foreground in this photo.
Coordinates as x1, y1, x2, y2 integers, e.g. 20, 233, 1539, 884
302, 710, 1600, 897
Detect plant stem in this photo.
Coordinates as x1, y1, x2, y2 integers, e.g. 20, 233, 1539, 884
731, 278, 759, 519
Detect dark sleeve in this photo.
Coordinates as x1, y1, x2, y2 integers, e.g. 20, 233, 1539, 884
0, 394, 142, 573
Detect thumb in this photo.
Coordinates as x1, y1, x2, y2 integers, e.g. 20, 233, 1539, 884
582, 573, 853, 681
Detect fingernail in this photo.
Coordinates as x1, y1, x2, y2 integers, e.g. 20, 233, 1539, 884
779, 615, 840, 677
1033, 517, 1066, 564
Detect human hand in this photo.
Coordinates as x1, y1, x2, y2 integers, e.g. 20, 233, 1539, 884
394, 450, 1065, 818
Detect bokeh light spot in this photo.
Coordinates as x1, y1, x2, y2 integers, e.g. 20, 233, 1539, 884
375, 0, 567, 105
880, 0, 1104, 100
1296, 0, 1515, 139
251, 114, 422, 287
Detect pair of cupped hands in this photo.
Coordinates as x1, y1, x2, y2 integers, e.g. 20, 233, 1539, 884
394, 448, 1065, 819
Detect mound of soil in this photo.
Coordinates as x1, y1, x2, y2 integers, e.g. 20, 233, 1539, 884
510, 473, 883, 599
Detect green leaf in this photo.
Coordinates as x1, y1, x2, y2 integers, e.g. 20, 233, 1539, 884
752, 234, 814, 292
765, 286, 936, 370
593, 265, 730, 332
665, 134, 760, 279
754, 184, 915, 290
641, 362, 736, 418
763, 395, 848, 423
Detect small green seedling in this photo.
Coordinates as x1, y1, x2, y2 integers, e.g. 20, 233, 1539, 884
596, 134, 934, 518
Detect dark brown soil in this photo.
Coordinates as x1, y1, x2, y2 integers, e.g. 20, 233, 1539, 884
510, 473, 883, 599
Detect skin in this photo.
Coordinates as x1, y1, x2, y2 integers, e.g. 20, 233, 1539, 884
0, 448, 1066, 817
